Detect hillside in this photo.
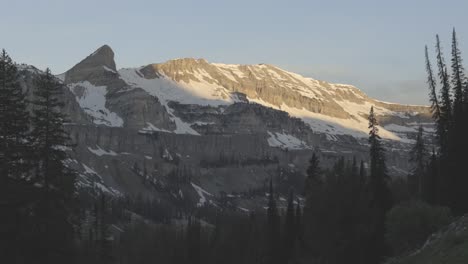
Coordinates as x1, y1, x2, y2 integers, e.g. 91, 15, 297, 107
387, 215, 468, 264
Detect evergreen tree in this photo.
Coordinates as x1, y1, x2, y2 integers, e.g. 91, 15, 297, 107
359, 160, 367, 187
266, 177, 280, 264
303, 153, 323, 259
425, 45, 442, 143
0, 49, 34, 264
368, 107, 387, 183
409, 126, 427, 198
295, 199, 303, 245
366, 106, 393, 264
97, 193, 113, 264
30, 68, 76, 263
351, 157, 359, 181
187, 217, 201, 264
0, 49, 31, 178
450, 28, 465, 120
31, 68, 75, 193
423, 149, 439, 205
283, 188, 296, 263
305, 153, 321, 198
435, 34, 452, 156
449, 28, 468, 215
350, 157, 363, 212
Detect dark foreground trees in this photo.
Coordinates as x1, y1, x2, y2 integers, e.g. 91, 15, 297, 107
301, 106, 393, 264
424, 29, 468, 215
0, 53, 77, 264
0, 50, 35, 264
29, 68, 77, 263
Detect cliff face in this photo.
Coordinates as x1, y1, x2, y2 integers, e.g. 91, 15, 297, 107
134, 56, 432, 141
149, 57, 429, 119
17, 45, 434, 209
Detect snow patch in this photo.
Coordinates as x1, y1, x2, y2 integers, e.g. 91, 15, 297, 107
250, 98, 402, 141
88, 145, 118, 156
191, 182, 212, 207
118, 69, 201, 135
69, 81, 124, 127
267, 131, 310, 150
103, 66, 117, 73
140, 122, 171, 133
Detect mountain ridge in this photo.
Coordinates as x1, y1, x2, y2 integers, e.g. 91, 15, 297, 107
58, 45, 432, 142
10, 44, 434, 209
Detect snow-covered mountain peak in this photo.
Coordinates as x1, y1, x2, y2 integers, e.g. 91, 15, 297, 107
59, 46, 432, 142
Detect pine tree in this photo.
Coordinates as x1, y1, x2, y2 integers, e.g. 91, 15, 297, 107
359, 160, 367, 187
187, 216, 201, 264
266, 177, 280, 264
31, 68, 75, 192
0, 49, 31, 178
368, 107, 386, 182
295, 199, 303, 245
435, 35, 452, 156
409, 126, 427, 198
425, 46, 443, 143
283, 188, 296, 263
302, 153, 325, 260
305, 153, 321, 199
449, 28, 468, 215
351, 157, 359, 180
350, 157, 362, 205
0, 49, 33, 264
30, 68, 76, 263
425, 31, 468, 213
423, 149, 439, 205
97, 193, 113, 264
451, 28, 465, 120
366, 106, 393, 264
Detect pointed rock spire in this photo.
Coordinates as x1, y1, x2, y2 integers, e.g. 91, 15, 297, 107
64, 45, 117, 84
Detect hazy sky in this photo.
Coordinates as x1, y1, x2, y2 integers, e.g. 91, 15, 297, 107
1, 0, 467, 105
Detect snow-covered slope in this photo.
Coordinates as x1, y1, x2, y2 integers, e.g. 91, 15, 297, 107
59, 45, 431, 144
115, 57, 430, 141
68, 81, 124, 127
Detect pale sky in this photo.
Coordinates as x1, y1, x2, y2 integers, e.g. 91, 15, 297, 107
1, 0, 467, 105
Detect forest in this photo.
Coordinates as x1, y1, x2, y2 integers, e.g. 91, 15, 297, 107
1, 29, 468, 264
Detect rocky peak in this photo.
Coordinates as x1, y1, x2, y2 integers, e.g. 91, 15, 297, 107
79, 44, 116, 71
64, 45, 117, 84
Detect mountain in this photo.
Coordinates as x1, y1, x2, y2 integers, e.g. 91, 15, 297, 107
17, 45, 433, 210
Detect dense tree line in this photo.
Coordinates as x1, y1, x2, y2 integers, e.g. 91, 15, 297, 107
76, 105, 397, 264
299, 106, 394, 264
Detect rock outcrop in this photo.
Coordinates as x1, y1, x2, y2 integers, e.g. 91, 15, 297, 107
65, 45, 118, 85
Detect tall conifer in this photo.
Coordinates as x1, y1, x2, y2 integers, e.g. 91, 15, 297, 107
435, 35, 452, 156
366, 106, 392, 264
0, 50, 33, 263
409, 126, 427, 198
30, 68, 76, 263
0, 50, 31, 178
266, 177, 280, 264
